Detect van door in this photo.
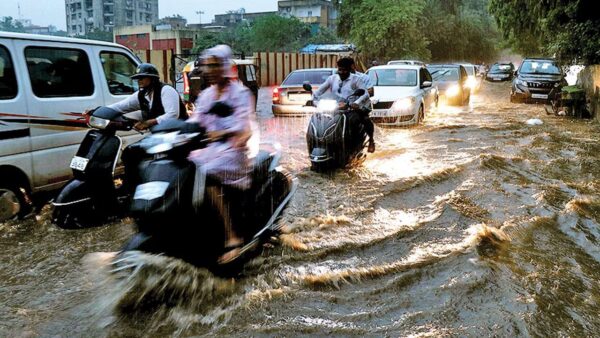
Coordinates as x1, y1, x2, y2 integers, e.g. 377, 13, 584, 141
0, 39, 33, 188
13, 40, 104, 190
93, 46, 143, 153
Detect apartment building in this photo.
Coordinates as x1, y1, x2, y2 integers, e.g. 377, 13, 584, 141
65, 0, 159, 36
278, 0, 338, 32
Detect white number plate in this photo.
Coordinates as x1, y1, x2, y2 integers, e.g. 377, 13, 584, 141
493, 77, 501, 81
69, 156, 89, 171
371, 110, 390, 117
531, 94, 548, 99
289, 93, 312, 102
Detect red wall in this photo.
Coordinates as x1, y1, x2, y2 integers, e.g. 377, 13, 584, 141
152, 39, 177, 50
116, 33, 150, 50
181, 38, 193, 49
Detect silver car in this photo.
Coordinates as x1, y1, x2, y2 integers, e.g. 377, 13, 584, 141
272, 68, 336, 116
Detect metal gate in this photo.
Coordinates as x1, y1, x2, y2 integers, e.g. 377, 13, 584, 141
171, 53, 201, 95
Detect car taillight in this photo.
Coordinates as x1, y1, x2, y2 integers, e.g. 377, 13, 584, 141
272, 87, 281, 102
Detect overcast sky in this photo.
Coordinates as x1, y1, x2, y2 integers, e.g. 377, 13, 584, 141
0, 0, 278, 30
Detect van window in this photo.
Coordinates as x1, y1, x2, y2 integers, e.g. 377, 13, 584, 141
99, 51, 138, 95
0, 45, 18, 100
25, 47, 94, 98
246, 65, 257, 82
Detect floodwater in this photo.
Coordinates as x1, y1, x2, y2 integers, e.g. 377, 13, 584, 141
2, 82, 600, 337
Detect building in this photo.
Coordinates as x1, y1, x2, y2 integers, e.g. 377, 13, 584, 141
159, 15, 187, 29
278, 0, 338, 32
65, 0, 159, 36
114, 25, 198, 56
213, 9, 277, 27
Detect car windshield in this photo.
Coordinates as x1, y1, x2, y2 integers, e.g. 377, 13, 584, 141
368, 69, 417, 86
520, 60, 561, 75
462, 65, 475, 76
490, 64, 512, 72
427, 67, 459, 81
283, 70, 332, 85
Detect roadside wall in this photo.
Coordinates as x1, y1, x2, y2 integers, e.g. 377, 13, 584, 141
253, 52, 341, 87
578, 65, 600, 120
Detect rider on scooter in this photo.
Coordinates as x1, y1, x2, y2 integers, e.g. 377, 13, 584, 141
186, 45, 256, 264
312, 57, 375, 152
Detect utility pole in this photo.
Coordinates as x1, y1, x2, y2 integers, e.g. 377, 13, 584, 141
195, 10, 204, 24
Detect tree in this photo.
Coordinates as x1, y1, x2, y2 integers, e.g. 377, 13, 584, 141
0, 16, 26, 33
247, 15, 311, 52
489, 0, 600, 64
82, 29, 113, 42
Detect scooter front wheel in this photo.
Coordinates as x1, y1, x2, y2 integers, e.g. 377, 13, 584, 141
52, 200, 102, 229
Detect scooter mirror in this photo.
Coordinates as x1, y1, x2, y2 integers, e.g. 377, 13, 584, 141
302, 81, 312, 92
352, 89, 365, 97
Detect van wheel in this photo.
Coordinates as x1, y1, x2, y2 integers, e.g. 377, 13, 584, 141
0, 183, 32, 222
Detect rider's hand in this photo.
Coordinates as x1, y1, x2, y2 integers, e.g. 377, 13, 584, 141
133, 119, 156, 131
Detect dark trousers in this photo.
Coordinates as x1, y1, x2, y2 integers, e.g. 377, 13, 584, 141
120, 141, 147, 193
347, 108, 374, 141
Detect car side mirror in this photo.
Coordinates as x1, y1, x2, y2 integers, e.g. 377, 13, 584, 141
514, 70, 518, 76
302, 81, 312, 93
422, 81, 432, 88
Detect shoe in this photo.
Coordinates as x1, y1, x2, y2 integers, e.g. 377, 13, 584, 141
218, 241, 244, 265
368, 140, 375, 153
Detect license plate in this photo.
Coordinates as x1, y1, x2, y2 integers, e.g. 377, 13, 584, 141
493, 77, 501, 81
531, 94, 548, 99
371, 110, 390, 117
289, 93, 312, 102
69, 156, 89, 171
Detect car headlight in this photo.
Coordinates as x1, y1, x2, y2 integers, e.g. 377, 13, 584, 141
317, 99, 338, 113
446, 85, 460, 97
88, 116, 111, 129
515, 78, 527, 86
392, 97, 416, 112
466, 76, 477, 89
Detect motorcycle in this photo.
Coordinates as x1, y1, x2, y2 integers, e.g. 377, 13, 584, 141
117, 119, 297, 273
304, 83, 368, 171
52, 107, 139, 228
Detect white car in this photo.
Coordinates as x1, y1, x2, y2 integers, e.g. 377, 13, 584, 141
366, 65, 438, 126
387, 59, 426, 66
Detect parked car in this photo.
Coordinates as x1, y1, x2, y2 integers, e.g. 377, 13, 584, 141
366, 65, 437, 126
427, 64, 471, 106
510, 58, 566, 103
0, 32, 144, 221
486, 62, 515, 82
272, 68, 336, 116
387, 60, 426, 66
457, 63, 482, 92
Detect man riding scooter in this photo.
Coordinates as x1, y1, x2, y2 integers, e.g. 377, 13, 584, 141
313, 57, 375, 153
93, 63, 186, 191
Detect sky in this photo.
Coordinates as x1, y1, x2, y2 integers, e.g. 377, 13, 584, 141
0, 0, 278, 30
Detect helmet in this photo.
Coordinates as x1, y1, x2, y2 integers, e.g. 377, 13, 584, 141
131, 63, 160, 79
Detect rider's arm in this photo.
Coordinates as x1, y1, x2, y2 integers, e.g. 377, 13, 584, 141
155, 86, 181, 124
313, 75, 333, 100
107, 92, 140, 114
352, 77, 370, 106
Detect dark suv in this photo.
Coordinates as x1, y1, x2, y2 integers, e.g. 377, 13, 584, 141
510, 58, 566, 103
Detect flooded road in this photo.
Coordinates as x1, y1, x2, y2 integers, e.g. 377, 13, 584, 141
2, 81, 600, 336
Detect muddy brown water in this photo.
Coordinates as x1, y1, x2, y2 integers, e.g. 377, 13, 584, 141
2, 82, 600, 337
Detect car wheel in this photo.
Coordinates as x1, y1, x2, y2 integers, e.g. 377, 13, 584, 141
0, 183, 32, 222
417, 105, 424, 124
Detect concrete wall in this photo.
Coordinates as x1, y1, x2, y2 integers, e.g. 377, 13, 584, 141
578, 65, 600, 120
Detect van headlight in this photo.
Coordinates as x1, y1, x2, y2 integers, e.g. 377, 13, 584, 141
392, 97, 415, 112
446, 85, 460, 97
88, 116, 111, 129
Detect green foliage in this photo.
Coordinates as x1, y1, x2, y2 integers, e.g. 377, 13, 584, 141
192, 15, 342, 55
81, 29, 113, 42
489, 0, 600, 64
0, 16, 26, 33
334, 0, 501, 62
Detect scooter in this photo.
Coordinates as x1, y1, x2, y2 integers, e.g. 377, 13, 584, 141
117, 119, 297, 273
304, 83, 368, 171
52, 107, 138, 228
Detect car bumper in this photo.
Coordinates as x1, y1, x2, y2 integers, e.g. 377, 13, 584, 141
486, 75, 512, 82
370, 107, 418, 126
272, 104, 316, 116
511, 85, 556, 102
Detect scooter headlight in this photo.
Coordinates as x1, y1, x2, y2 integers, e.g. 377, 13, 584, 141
317, 99, 338, 113
88, 116, 111, 129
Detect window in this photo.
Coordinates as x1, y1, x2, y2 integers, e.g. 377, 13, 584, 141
308, 11, 313, 17
0, 46, 18, 100
99, 51, 138, 95
71, 14, 77, 20
368, 69, 417, 87
25, 47, 94, 98
283, 70, 332, 85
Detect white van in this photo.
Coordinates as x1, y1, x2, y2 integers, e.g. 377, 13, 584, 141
0, 32, 144, 221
